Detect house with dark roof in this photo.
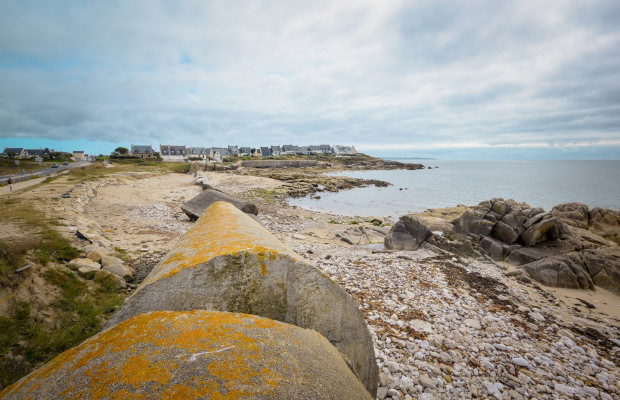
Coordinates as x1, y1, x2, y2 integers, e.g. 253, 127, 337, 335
239, 147, 251, 156
309, 145, 333, 154
281, 145, 300, 155
159, 145, 188, 161
260, 147, 271, 157
188, 147, 209, 160
1, 147, 28, 159
270, 145, 281, 156
209, 147, 230, 162
130, 144, 155, 159
26, 148, 52, 158
228, 145, 239, 156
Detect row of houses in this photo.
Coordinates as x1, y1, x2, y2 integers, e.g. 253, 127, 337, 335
130, 144, 357, 162
1, 147, 86, 161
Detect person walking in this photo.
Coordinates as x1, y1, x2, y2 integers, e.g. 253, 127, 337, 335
7, 177, 13, 191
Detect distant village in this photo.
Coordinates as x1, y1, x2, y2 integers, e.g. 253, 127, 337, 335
1, 144, 358, 163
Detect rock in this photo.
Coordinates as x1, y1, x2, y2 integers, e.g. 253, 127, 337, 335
67, 258, 100, 271
505, 247, 554, 266
378, 372, 389, 387
580, 249, 620, 293
520, 215, 558, 246
481, 237, 505, 260
483, 381, 502, 398
181, 189, 258, 221
334, 226, 387, 246
552, 203, 589, 229
589, 207, 620, 244
492, 221, 519, 244
520, 254, 594, 289
86, 249, 107, 263
103, 201, 378, 396
101, 256, 123, 267
94, 269, 127, 290
409, 319, 433, 333
77, 265, 100, 279
385, 215, 431, 251
102, 263, 132, 282
511, 357, 530, 368
464, 319, 482, 330
376, 387, 388, 400
419, 374, 436, 389
1, 311, 372, 400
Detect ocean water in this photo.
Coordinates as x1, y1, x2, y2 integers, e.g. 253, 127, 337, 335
288, 159, 620, 217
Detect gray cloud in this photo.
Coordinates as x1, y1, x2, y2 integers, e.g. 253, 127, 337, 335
1, 0, 619, 157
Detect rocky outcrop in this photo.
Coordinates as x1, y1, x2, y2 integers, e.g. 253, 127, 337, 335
1, 311, 371, 400
181, 189, 259, 221
105, 201, 378, 396
385, 215, 432, 251
391, 199, 620, 293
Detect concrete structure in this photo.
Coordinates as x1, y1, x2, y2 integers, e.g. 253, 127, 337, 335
1, 310, 371, 399
73, 150, 85, 160
104, 201, 378, 396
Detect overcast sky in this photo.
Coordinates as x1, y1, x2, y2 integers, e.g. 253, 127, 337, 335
1, 0, 619, 159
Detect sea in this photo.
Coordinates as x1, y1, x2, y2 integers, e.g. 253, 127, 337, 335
287, 159, 620, 217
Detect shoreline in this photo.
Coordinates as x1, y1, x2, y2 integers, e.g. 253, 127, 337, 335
3, 168, 619, 398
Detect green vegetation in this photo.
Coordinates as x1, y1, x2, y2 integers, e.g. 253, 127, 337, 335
0, 269, 122, 389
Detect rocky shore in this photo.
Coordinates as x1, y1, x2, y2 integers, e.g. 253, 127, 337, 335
6, 167, 616, 399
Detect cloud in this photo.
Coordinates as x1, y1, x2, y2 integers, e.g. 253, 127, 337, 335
0, 0, 619, 158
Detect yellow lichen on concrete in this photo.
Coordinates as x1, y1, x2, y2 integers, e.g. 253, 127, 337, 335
140, 201, 302, 287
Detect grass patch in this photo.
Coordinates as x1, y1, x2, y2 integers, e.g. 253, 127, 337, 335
0, 268, 123, 390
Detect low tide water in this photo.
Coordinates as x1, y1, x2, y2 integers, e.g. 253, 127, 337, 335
288, 159, 620, 217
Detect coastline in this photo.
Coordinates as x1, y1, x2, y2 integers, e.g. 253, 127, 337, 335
2, 168, 619, 398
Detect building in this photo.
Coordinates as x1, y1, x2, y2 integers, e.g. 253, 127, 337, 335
1, 147, 28, 159
73, 151, 85, 160
281, 145, 300, 155
270, 145, 281, 156
251, 148, 263, 157
130, 144, 155, 159
260, 147, 271, 157
26, 148, 52, 158
239, 147, 252, 156
188, 147, 209, 160
309, 144, 333, 154
332, 145, 358, 155
228, 145, 239, 156
160, 145, 188, 161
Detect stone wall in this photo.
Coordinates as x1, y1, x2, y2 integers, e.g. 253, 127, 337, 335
1, 201, 377, 399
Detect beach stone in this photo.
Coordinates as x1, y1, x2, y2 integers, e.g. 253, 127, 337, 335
410, 319, 433, 333
385, 215, 431, 251
67, 258, 100, 271
181, 189, 258, 221
103, 201, 378, 396
481, 237, 505, 260
0, 311, 372, 400
377, 387, 388, 399
102, 263, 132, 282
86, 249, 107, 263
419, 374, 436, 389
77, 265, 100, 279
464, 319, 482, 330
93, 269, 127, 290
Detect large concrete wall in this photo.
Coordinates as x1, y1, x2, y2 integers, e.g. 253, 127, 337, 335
1, 310, 371, 399
104, 201, 378, 396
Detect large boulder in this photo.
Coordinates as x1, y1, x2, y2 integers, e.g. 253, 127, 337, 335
552, 203, 589, 229
589, 207, 620, 244
520, 214, 558, 246
520, 253, 594, 290
580, 248, 620, 293
385, 215, 432, 250
181, 189, 258, 221
1, 310, 371, 400
104, 201, 378, 397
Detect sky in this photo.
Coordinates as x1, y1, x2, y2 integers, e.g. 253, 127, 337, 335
1, 1, 619, 159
